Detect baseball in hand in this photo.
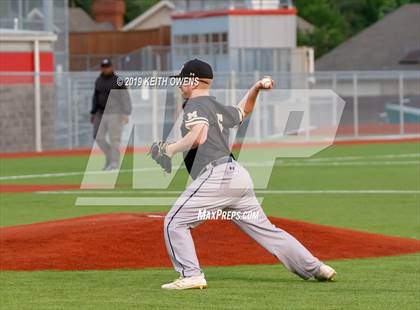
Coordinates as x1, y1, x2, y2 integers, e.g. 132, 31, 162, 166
261, 77, 273, 89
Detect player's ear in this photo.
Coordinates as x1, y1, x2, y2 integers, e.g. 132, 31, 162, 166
197, 79, 212, 89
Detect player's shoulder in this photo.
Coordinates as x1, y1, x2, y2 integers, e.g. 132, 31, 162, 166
183, 97, 216, 124
184, 96, 212, 111
187, 95, 214, 104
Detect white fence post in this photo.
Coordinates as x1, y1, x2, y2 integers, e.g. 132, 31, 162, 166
152, 71, 158, 141
353, 73, 359, 138
34, 39, 42, 152
253, 71, 261, 143
74, 82, 79, 147
305, 86, 310, 141
332, 72, 338, 126
399, 73, 404, 135
230, 70, 236, 105
67, 73, 73, 149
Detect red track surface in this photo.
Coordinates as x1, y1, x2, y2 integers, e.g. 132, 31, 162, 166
0, 184, 80, 193
0, 136, 418, 159
1, 213, 419, 271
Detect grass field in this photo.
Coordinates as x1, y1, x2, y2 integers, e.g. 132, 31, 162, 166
0, 142, 419, 309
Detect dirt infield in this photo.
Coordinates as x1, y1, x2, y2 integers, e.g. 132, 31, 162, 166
1, 213, 419, 271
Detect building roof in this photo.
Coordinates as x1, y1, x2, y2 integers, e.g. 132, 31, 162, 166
69, 8, 113, 32
315, 4, 420, 71
171, 8, 297, 19
297, 16, 314, 33
123, 0, 175, 31
0, 29, 57, 41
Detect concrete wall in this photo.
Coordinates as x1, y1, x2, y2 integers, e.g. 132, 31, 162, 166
0, 84, 55, 152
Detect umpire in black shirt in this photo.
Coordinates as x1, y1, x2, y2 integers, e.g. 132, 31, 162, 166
90, 58, 131, 170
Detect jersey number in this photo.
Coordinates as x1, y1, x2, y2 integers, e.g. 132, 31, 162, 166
216, 113, 224, 133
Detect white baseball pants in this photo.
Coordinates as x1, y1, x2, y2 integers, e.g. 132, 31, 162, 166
164, 160, 322, 279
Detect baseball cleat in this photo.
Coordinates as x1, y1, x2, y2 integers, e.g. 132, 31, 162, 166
315, 265, 336, 281
104, 163, 118, 171
161, 274, 208, 290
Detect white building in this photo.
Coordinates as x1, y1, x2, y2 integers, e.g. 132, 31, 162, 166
171, 6, 310, 72
124, 0, 313, 73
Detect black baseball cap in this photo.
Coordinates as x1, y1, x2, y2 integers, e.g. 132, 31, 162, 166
100, 58, 112, 67
172, 59, 213, 79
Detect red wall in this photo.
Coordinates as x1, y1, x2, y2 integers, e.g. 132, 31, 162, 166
0, 52, 54, 84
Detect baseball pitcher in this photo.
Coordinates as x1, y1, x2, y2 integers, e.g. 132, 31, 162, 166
150, 59, 336, 290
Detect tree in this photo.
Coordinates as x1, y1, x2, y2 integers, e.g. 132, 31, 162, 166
69, 0, 160, 22
295, 0, 350, 58
124, 0, 160, 23
295, 0, 420, 58
69, 0, 93, 16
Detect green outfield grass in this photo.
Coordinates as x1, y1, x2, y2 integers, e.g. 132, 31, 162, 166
1, 255, 419, 310
1, 142, 419, 237
0, 142, 419, 309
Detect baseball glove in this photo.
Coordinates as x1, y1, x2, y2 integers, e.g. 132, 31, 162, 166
149, 141, 172, 173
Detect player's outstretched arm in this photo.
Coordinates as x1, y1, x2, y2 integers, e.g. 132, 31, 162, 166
237, 76, 274, 119
166, 123, 208, 158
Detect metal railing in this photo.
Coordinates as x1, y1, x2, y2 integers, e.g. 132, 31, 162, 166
56, 70, 420, 149
171, 0, 294, 12
71, 45, 312, 73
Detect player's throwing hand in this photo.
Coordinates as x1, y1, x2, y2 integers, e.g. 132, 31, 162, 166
258, 76, 275, 90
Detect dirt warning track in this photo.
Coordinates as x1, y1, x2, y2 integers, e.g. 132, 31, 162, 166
1, 213, 419, 271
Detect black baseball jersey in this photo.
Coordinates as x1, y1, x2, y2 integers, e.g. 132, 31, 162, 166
91, 72, 131, 115
181, 96, 243, 179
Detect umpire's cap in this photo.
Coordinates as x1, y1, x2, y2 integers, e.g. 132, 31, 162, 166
172, 59, 213, 79
100, 58, 112, 67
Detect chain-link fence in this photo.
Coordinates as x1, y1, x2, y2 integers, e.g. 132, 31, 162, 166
0, 0, 69, 72
0, 70, 419, 152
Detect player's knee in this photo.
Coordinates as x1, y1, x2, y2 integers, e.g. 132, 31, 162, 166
164, 214, 177, 231
166, 225, 175, 237
109, 137, 121, 145
164, 224, 179, 240
95, 137, 106, 144
164, 215, 171, 228
164, 219, 184, 237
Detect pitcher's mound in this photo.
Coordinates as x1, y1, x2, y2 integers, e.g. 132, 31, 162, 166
1, 213, 419, 270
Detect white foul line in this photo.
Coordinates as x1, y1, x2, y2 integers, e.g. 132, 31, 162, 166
1, 153, 418, 181
300, 153, 420, 162
74, 197, 265, 206
72, 190, 419, 206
